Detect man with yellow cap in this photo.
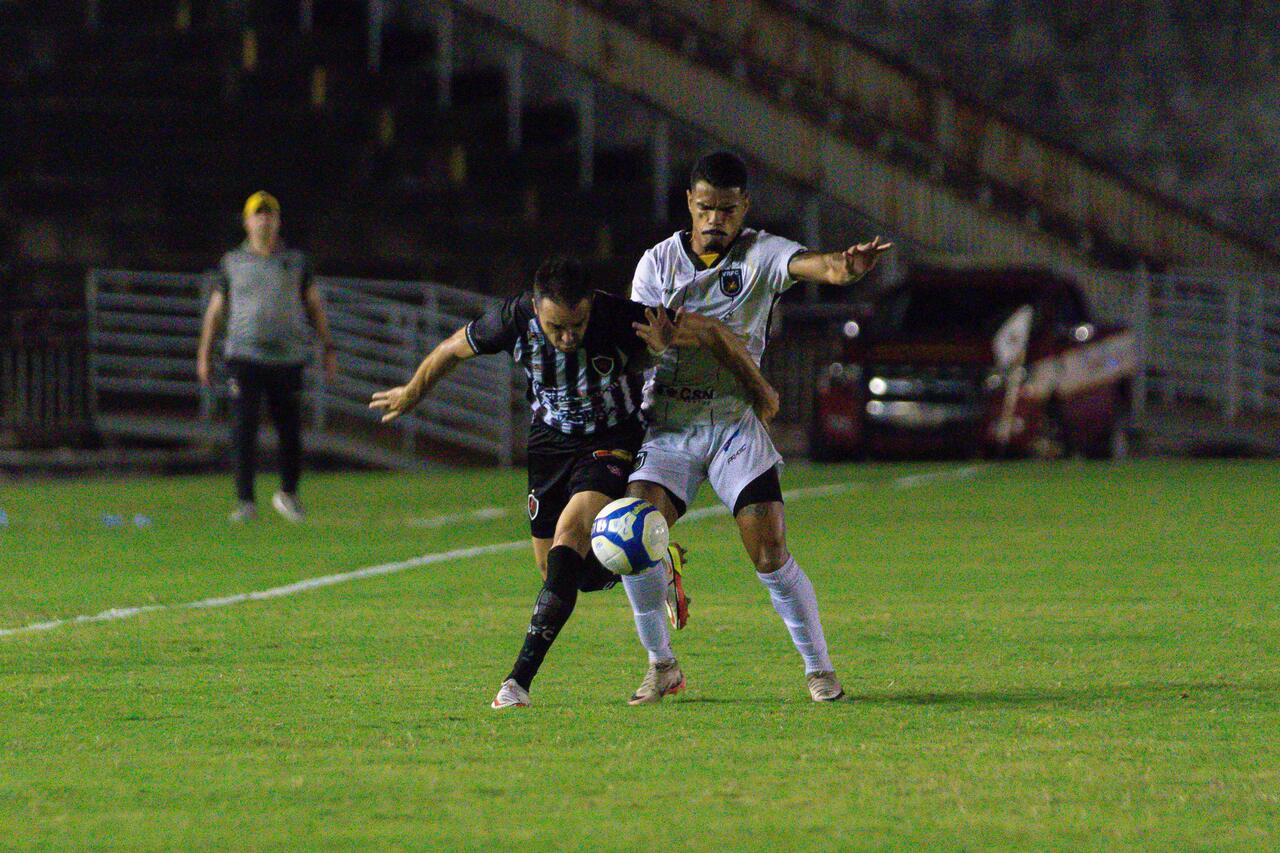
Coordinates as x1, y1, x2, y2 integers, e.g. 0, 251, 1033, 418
197, 191, 337, 522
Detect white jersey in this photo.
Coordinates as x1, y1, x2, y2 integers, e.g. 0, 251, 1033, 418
631, 228, 806, 427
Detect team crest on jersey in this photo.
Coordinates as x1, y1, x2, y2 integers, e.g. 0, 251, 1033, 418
527, 490, 540, 520
633, 450, 648, 470
592, 355, 614, 375
720, 268, 744, 296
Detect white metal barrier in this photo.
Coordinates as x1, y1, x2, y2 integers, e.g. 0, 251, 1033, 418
1131, 269, 1280, 426
86, 269, 515, 467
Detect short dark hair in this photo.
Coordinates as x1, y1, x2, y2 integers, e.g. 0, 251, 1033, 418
690, 151, 748, 192
533, 256, 592, 306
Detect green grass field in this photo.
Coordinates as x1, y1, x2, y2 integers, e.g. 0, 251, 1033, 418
2, 460, 1278, 849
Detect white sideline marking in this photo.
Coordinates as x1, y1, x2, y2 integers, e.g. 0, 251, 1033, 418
406, 507, 509, 528
0, 542, 524, 638
682, 463, 984, 522
892, 465, 984, 489
1, 465, 983, 638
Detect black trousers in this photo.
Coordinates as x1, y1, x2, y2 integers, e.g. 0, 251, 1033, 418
228, 359, 304, 502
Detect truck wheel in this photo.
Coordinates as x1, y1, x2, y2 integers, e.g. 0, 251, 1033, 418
1084, 400, 1131, 460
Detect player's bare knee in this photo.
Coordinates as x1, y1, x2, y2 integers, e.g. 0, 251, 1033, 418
551, 511, 592, 555
554, 493, 607, 556
626, 480, 661, 503
552, 528, 590, 556
752, 542, 791, 574
627, 480, 678, 526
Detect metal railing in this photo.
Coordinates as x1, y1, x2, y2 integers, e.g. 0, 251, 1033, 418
1132, 270, 1280, 427
0, 312, 93, 444
86, 269, 515, 467
316, 276, 515, 462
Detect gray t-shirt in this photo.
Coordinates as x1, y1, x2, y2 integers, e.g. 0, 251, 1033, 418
215, 243, 314, 365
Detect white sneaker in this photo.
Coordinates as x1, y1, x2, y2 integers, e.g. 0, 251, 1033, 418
806, 670, 846, 702
229, 501, 257, 523
490, 678, 531, 709
271, 491, 305, 522
628, 658, 685, 705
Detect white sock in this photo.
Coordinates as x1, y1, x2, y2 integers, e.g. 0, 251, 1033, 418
757, 557, 833, 674
621, 560, 673, 663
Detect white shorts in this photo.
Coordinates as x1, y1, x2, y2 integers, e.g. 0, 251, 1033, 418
629, 409, 782, 514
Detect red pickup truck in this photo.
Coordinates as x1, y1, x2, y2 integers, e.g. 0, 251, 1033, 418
811, 267, 1137, 460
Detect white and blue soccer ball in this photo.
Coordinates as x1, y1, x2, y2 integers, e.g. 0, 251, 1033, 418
591, 497, 669, 575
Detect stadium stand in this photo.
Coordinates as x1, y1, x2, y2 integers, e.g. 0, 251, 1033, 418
781, 0, 1280, 253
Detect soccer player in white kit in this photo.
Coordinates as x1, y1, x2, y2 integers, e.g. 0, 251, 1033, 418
621, 151, 892, 704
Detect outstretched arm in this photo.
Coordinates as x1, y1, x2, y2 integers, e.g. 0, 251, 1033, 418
788, 235, 893, 285
369, 325, 477, 423
673, 311, 780, 425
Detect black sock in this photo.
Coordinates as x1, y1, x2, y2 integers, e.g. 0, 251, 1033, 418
508, 546, 582, 690
578, 551, 620, 593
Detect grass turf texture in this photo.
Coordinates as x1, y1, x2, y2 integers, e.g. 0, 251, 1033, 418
1, 460, 1277, 849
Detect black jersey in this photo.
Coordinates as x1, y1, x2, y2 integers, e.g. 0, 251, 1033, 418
465, 290, 660, 436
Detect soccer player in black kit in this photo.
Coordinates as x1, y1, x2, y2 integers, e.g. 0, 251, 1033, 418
370, 257, 778, 707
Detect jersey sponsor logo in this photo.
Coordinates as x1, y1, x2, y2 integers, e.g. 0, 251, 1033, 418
531, 383, 595, 428
527, 490, 540, 520
592, 355, 615, 375
592, 449, 634, 462
720, 268, 744, 296
656, 384, 717, 402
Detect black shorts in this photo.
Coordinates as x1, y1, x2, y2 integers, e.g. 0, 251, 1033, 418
526, 417, 645, 539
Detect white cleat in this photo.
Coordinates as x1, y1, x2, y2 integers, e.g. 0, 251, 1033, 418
271, 490, 305, 523
490, 678, 531, 709
628, 658, 685, 705
229, 501, 257, 523
806, 670, 846, 702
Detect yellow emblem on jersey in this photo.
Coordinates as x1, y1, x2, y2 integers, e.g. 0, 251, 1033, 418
721, 268, 744, 296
